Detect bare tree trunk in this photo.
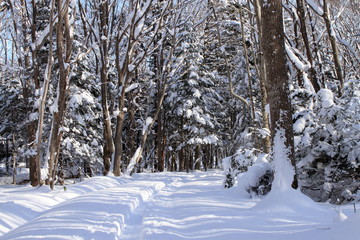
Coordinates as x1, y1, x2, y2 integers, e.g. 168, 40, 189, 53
239, 4, 259, 149
261, 0, 298, 189
112, 0, 163, 176
112, 38, 128, 176
307, 7, 325, 87
194, 145, 201, 170
185, 146, 190, 173
31, 0, 41, 89
170, 152, 176, 172
179, 147, 185, 172
119, 0, 170, 175
322, 0, 344, 94
29, 0, 41, 185
98, 0, 114, 175
125, 78, 169, 175
156, 78, 165, 172
15, 0, 39, 186
112, 0, 139, 176
126, 96, 137, 171
156, 112, 165, 172
253, 0, 271, 154
296, 0, 321, 92
33, 0, 57, 187
12, 134, 17, 184
47, 0, 74, 189
208, 0, 249, 107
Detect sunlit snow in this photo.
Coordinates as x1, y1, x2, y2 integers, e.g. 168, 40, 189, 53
0, 171, 359, 240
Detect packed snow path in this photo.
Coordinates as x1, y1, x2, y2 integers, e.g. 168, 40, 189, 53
121, 172, 261, 240
121, 171, 350, 240
0, 171, 359, 240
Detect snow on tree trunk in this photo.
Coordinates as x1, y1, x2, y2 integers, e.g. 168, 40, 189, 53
47, 0, 75, 189
126, 147, 142, 176
261, 0, 298, 189
33, 0, 57, 186
272, 129, 296, 192
98, 0, 114, 176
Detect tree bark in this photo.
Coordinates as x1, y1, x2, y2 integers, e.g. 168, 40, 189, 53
156, 69, 166, 172
239, 4, 260, 150
33, 0, 57, 187
120, 0, 169, 175
17, 0, 39, 186
112, 33, 128, 177
322, 0, 344, 94
125, 78, 168, 175
307, 7, 325, 86
47, 0, 74, 188
253, 0, 271, 154
194, 145, 201, 170
261, 0, 298, 189
156, 110, 165, 172
12, 134, 17, 184
208, 0, 249, 108
296, 0, 321, 92
98, 0, 115, 176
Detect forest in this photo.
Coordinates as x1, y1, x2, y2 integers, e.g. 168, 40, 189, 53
0, 0, 359, 205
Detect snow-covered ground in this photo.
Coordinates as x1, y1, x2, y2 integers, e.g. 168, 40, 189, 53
0, 171, 358, 240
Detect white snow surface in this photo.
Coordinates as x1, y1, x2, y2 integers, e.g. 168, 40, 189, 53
142, 117, 153, 135
318, 89, 335, 108
272, 129, 296, 192
236, 161, 272, 198
294, 116, 306, 133
0, 171, 359, 240
306, 0, 324, 16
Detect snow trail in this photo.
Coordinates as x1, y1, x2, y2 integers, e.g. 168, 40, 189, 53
1, 171, 359, 240
129, 171, 258, 240
1, 178, 165, 240
119, 171, 345, 240
0, 176, 131, 236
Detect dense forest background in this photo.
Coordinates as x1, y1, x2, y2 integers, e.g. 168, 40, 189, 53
0, 0, 359, 204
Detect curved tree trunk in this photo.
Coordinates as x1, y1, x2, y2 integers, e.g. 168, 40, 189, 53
322, 0, 344, 94
33, 0, 57, 187
296, 0, 321, 92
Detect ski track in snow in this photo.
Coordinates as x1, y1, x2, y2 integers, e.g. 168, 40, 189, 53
0, 171, 359, 240
0, 176, 166, 240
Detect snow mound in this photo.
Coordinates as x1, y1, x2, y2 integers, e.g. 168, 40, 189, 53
235, 162, 272, 198
318, 89, 334, 108
252, 187, 325, 214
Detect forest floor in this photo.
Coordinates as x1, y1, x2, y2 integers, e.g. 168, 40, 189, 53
0, 170, 358, 240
